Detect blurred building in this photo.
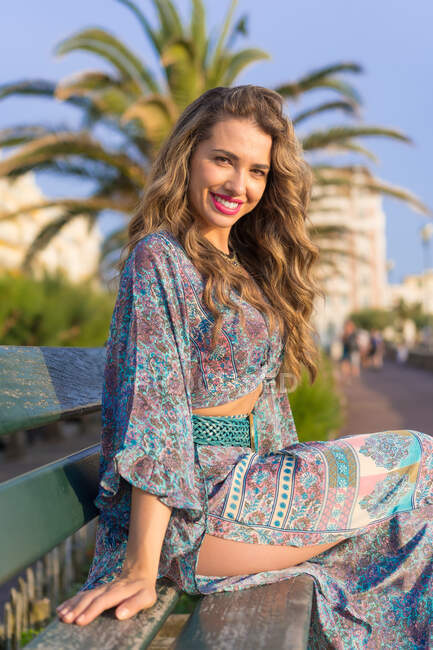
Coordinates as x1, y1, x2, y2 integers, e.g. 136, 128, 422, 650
310, 166, 388, 347
386, 270, 433, 314
0, 172, 102, 287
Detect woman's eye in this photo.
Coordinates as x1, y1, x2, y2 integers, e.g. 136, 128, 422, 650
252, 169, 266, 177
215, 156, 230, 163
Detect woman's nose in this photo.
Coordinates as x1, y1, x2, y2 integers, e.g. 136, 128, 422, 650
224, 169, 247, 197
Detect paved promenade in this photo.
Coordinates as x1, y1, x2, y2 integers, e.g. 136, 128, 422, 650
336, 359, 433, 438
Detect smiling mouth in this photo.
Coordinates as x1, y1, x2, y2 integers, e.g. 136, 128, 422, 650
210, 192, 243, 214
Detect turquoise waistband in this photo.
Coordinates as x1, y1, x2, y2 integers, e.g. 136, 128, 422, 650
192, 413, 255, 450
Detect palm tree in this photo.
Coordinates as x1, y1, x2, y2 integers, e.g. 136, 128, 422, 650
0, 0, 429, 277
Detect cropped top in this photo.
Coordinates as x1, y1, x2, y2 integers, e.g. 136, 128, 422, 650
89, 228, 299, 593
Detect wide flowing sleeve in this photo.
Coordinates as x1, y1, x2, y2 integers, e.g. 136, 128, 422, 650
95, 234, 202, 519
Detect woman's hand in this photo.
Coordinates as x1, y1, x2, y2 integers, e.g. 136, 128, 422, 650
57, 489, 171, 626
56, 571, 157, 626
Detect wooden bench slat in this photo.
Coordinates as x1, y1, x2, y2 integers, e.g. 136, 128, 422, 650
0, 346, 105, 437
173, 575, 314, 650
26, 579, 181, 649
0, 445, 100, 583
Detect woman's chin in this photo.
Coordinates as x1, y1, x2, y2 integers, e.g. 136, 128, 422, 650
198, 211, 236, 230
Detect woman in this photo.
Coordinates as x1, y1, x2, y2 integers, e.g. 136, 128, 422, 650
340, 319, 361, 379
56, 86, 433, 648
367, 328, 385, 370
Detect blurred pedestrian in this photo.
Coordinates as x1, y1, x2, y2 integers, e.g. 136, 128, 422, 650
340, 319, 361, 380
396, 341, 409, 364
366, 328, 384, 369
357, 328, 371, 367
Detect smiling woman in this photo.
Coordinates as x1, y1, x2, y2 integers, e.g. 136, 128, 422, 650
55, 86, 433, 649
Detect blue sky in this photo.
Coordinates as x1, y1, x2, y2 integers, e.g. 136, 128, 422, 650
1, 0, 432, 283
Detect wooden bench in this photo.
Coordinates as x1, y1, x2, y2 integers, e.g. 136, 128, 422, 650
0, 345, 315, 649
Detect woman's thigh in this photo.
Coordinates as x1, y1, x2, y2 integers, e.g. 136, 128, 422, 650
196, 533, 343, 577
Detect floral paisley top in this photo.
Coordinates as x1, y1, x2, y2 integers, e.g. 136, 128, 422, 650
81, 228, 298, 595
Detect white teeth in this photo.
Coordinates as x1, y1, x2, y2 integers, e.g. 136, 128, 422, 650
214, 194, 238, 209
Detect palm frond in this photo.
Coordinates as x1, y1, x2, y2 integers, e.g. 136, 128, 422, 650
299, 62, 363, 83
12, 159, 129, 187
161, 39, 195, 67
115, 0, 162, 54
356, 177, 432, 216
276, 62, 363, 104
316, 246, 372, 265
0, 197, 134, 223
151, 0, 184, 41
0, 132, 147, 187
55, 28, 159, 94
161, 39, 202, 108
122, 95, 179, 146
226, 14, 248, 49
0, 125, 66, 149
308, 223, 353, 238
0, 80, 92, 112
302, 125, 411, 150
208, 0, 237, 72
20, 212, 75, 272
55, 70, 121, 97
190, 0, 207, 63
312, 140, 379, 163
222, 48, 270, 86
311, 166, 431, 215
292, 100, 360, 125
56, 71, 138, 120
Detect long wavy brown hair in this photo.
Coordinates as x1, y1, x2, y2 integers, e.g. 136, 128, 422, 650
119, 85, 322, 391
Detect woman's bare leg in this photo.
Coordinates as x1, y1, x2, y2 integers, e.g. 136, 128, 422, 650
196, 533, 344, 577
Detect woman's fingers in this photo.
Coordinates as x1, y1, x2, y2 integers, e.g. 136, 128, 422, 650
114, 587, 158, 620
56, 577, 158, 625
57, 589, 104, 623
58, 584, 129, 624
72, 582, 152, 626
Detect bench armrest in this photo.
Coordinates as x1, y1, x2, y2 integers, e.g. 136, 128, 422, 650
26, 579, 181, 649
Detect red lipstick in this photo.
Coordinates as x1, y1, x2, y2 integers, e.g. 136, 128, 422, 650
210, 192, 243, 216
213, 193, 243, 204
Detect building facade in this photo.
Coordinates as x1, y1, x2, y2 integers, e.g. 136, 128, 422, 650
0, 172, 102, 287
386, 270, 433, 315
310, 166, 388, 348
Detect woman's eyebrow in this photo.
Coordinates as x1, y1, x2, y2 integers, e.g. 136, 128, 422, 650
211, 148, 270, 170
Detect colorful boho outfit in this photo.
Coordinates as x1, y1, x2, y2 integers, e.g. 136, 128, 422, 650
80, 230, 433, 649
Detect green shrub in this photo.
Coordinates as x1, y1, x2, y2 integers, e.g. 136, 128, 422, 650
289, 351, 343, 442
0, 271, 115, 346
173, 592, 202, 613
350, 308, 393, 332
21, 628, 40, 646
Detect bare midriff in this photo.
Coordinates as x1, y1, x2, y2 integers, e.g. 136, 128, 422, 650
191, 381, 263, 417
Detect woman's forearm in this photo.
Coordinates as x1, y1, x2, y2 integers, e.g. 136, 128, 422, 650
122, 487, 172, 582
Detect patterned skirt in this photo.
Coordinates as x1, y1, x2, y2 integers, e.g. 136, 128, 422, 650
195, 429, 433, 649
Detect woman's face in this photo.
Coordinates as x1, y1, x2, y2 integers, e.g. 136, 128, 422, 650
188, 117, 272, 241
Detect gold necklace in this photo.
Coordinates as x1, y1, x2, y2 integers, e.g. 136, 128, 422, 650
219, 247, 241, 267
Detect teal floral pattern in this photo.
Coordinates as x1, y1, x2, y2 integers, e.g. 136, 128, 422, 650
359, 431, 412, 469
359, 472, 410, 517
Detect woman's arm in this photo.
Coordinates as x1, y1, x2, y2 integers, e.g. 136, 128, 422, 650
56, 489, 172, 626
122, 488, 172, 581
57, 238, 199, 625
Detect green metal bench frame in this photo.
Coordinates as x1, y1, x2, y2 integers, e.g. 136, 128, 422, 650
0, 346, 314, 649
